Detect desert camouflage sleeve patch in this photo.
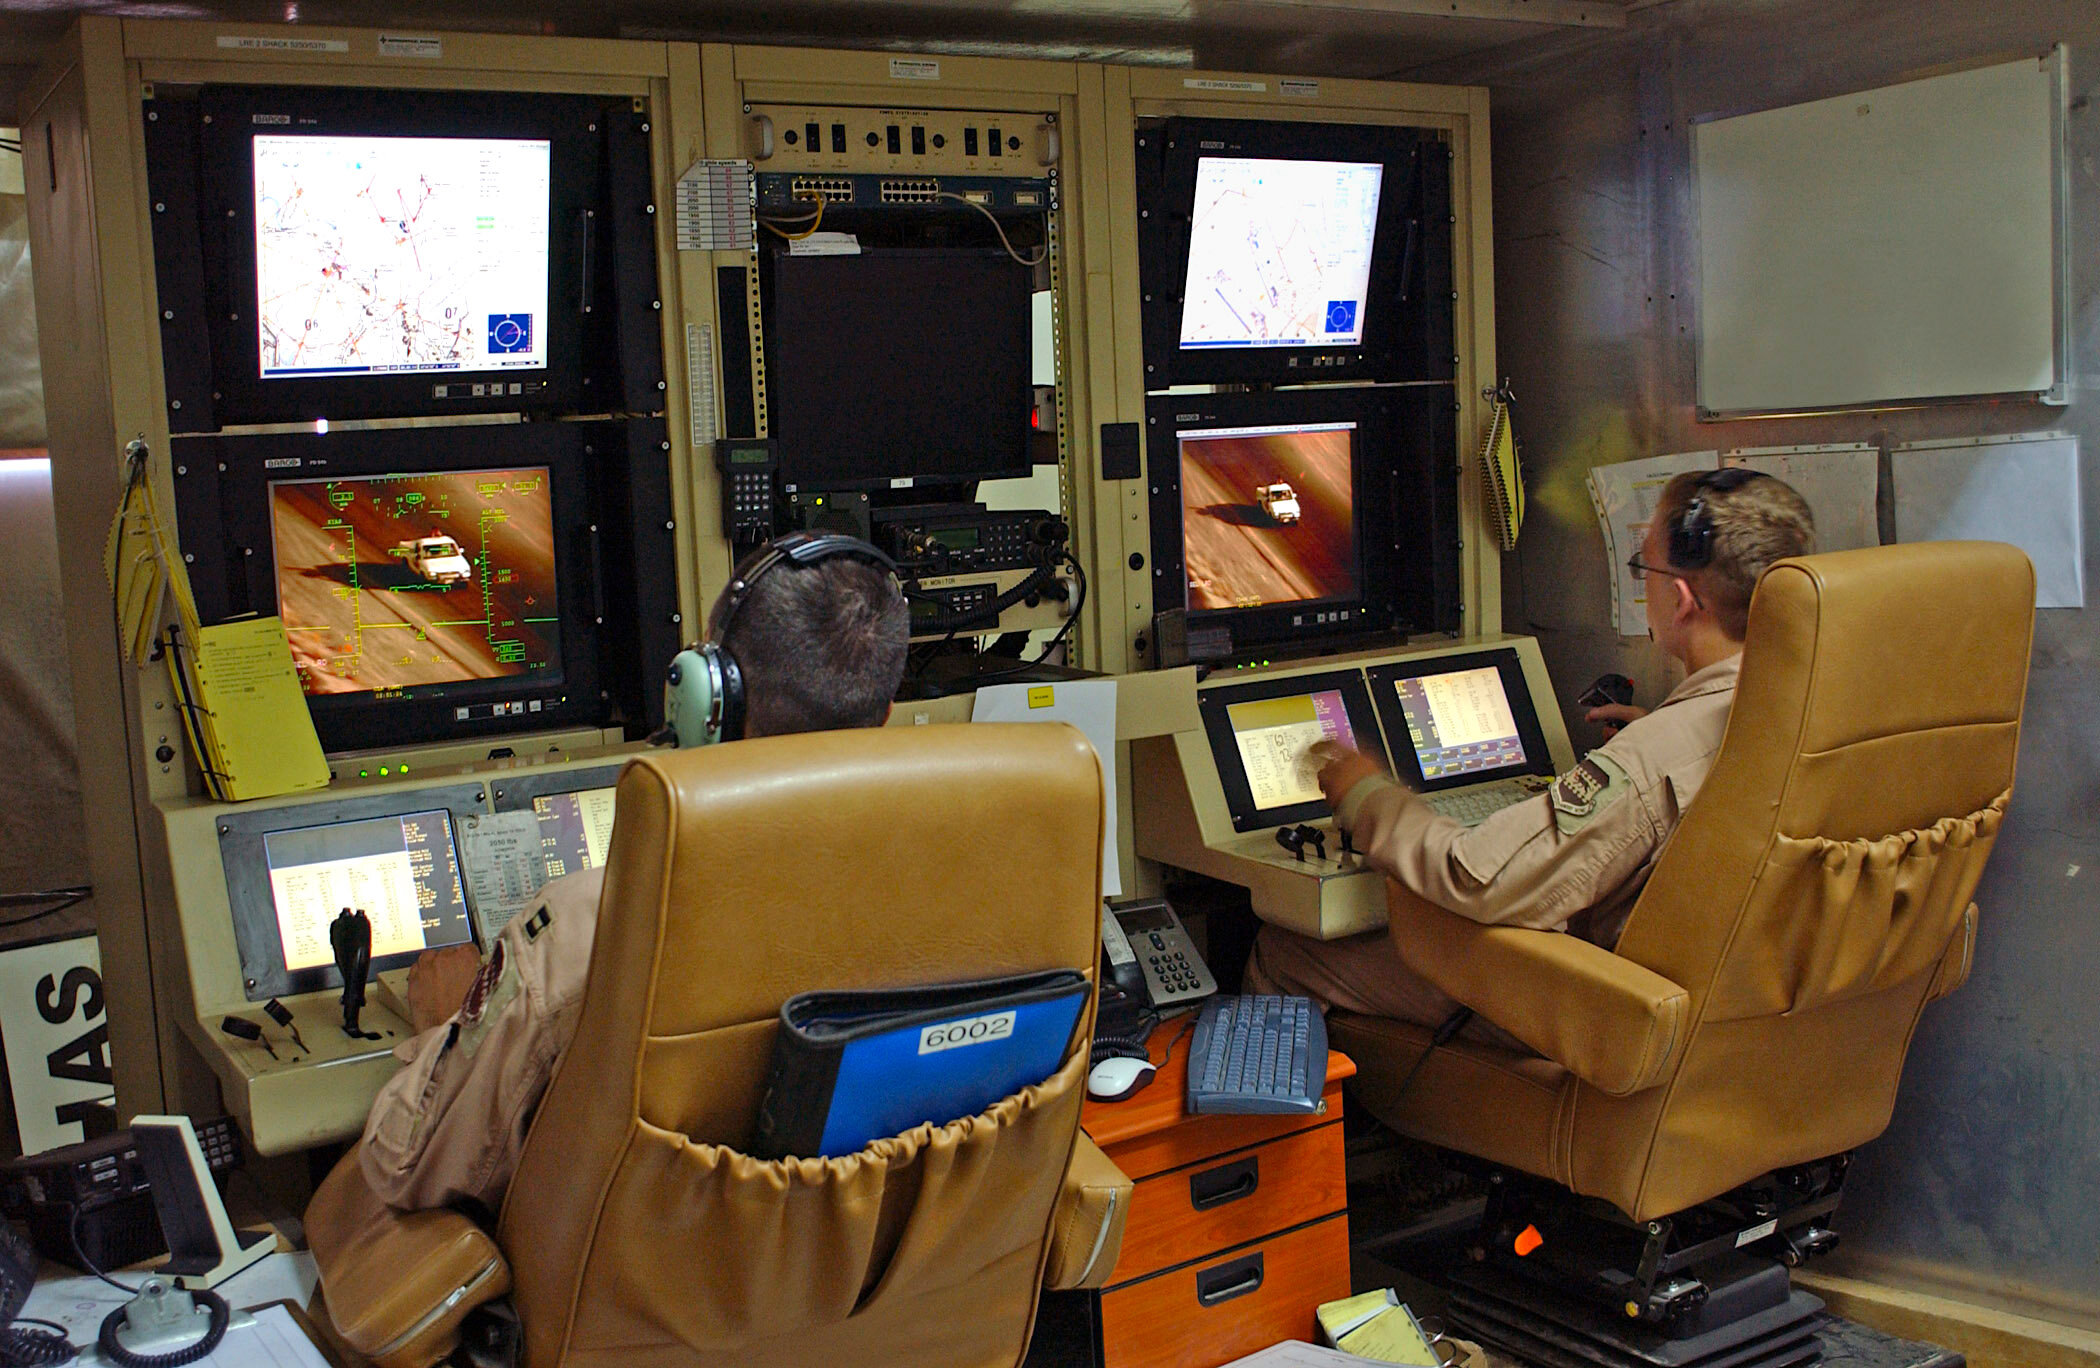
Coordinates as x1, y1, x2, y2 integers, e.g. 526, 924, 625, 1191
1551, 753, 1631, 834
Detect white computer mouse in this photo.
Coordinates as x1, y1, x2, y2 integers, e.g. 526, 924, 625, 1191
1087, 1055, 1157, 1103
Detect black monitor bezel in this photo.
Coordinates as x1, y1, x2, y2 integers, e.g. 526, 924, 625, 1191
218, 782, 487, 1002
1146, 386, 1401, 649
1198, 670, 1386, 832
1136, 116, 1450, 387
1367, 649, 1558, 793
191, 423, 603, 754
194, 84, 600, 424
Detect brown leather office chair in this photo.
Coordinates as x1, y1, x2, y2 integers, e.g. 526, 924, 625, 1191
1328, 543, 2033, 1328
305, 723, 1132, 1368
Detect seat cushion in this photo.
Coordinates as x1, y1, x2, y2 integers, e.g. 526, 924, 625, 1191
1329, 1012, 1573, 1187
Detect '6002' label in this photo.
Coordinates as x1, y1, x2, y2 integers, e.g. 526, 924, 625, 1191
919, 1011, 1015, 1054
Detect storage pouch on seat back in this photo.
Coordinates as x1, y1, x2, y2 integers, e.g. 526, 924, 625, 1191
1709, 794, 2007, 1019
569, 1042, 1088, 1355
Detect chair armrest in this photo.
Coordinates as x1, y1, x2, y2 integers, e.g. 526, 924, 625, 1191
1927, 904, 1978, 1003
1042, 1132, 1132, 1290
1390, 888, 1691, 1097
305, 1146, 511, 1368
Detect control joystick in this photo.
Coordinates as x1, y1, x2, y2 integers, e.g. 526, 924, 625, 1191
330, 907, 375, 1039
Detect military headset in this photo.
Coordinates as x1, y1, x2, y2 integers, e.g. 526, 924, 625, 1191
1667, 466, 1770, 570
662, 530, 900, 747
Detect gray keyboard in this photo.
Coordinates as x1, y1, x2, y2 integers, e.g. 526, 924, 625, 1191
1425, 781, 1534, 826
1186, 994, 1326, 1116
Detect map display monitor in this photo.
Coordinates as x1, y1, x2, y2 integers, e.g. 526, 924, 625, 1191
263, 809, 473, 972
253, 135, 552, 380
1134, 115, 1455, 386
1197, 671, 1386, 831
1180, 158, 1383, 351
1176, 421, 1359, 613
268, 467, 562, 697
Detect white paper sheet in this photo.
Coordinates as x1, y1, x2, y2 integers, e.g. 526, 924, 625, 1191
1220, 1342, 1391, 1367
1723, 444, 1882, 553
972, 680, 1120, 897
1892, 432, 2084, 608
456, 809, 551, 937
1585, 452, 1719, 636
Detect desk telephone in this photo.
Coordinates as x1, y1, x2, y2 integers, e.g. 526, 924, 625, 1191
1096, 897, 1215, 1067
1101, 898, 1217, 1011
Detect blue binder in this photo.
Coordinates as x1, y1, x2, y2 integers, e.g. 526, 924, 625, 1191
752, 970, 1088, 1160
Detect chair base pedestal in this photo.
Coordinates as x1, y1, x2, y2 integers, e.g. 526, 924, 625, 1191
1449, 1259, 1825, 1368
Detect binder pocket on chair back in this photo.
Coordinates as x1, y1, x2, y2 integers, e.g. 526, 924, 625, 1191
574, 1043, 1087, 1354
1740, 793, 2007, 1017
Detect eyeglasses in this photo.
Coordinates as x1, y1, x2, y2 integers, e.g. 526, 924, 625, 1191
1627, 554, 1706, 609
1625, 554, 1687, 581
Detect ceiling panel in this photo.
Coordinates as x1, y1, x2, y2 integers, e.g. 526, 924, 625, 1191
3, 0, 1654, 140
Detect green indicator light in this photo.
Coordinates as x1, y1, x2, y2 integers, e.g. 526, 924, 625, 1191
359, 769, 370, 778
379, 766, 390, 776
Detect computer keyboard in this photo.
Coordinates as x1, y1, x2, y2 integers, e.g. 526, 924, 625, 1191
1186, 994, 1327, 1116
1424, 781, 1535, 826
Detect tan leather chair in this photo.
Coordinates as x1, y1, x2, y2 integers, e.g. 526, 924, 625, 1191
306, 723, 1132, 1368
1330, 542, 2034, 1230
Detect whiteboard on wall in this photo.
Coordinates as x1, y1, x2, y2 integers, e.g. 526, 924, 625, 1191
1694, 53, 2065, 414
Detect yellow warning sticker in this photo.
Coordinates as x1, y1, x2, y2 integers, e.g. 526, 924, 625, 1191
1027, 686, 1056, 709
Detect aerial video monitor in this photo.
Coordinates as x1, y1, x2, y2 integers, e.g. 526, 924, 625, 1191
268, 466, 562, 697
180, 422, 604, 753
216, 782, 486, 1001
1198, 670, 1385, 831
1148, 387, 1426, 652
193, 85, 601, 423
1135, 116, 1454, 386
1176, 419, 1360, 613
1367, 650, 1556, 793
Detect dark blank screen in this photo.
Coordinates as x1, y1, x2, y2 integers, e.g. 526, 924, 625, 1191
767, 248, 1034, 489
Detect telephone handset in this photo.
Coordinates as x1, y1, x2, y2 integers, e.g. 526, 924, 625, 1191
1100, 898, 1216, 1011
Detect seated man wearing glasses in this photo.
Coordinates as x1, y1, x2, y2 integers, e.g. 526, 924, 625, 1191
1247, 468, 1814, 1040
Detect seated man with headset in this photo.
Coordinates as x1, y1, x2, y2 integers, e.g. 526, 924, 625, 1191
1247, 469, 1815, 1042
361, 532, 909, 1214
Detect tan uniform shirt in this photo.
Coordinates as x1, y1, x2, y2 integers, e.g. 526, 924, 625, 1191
360, 866, 604, 1212
1338, 654, 1741, 947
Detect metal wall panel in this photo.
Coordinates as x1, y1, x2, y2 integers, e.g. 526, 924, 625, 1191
1409, 0, 2100, 1331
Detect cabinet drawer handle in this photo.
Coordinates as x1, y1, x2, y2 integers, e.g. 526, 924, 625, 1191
1189, 1156, 1259, 1211
1194, 1252, 1264, 1308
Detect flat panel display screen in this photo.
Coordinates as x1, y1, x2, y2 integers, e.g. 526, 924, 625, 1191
1391, 667, 1529, 781
1176, 420, 1359, 613
1197, 670, 1385, 832
1180, 157, 1383, 352
531, 786, 618, 880
1367, 650, 1557, 793
252, 135, 552, 380
268, 466, 561, 698
260, 808, 473, 972
1225, 690, 1365, 812
765, 248, 1034, 489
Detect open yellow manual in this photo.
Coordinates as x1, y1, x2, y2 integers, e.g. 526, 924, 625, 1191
172, 617, 330, 801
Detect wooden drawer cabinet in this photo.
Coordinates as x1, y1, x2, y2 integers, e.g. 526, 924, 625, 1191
1099, 1214, 1351, 1368
1028, 1026, 1355, 1368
